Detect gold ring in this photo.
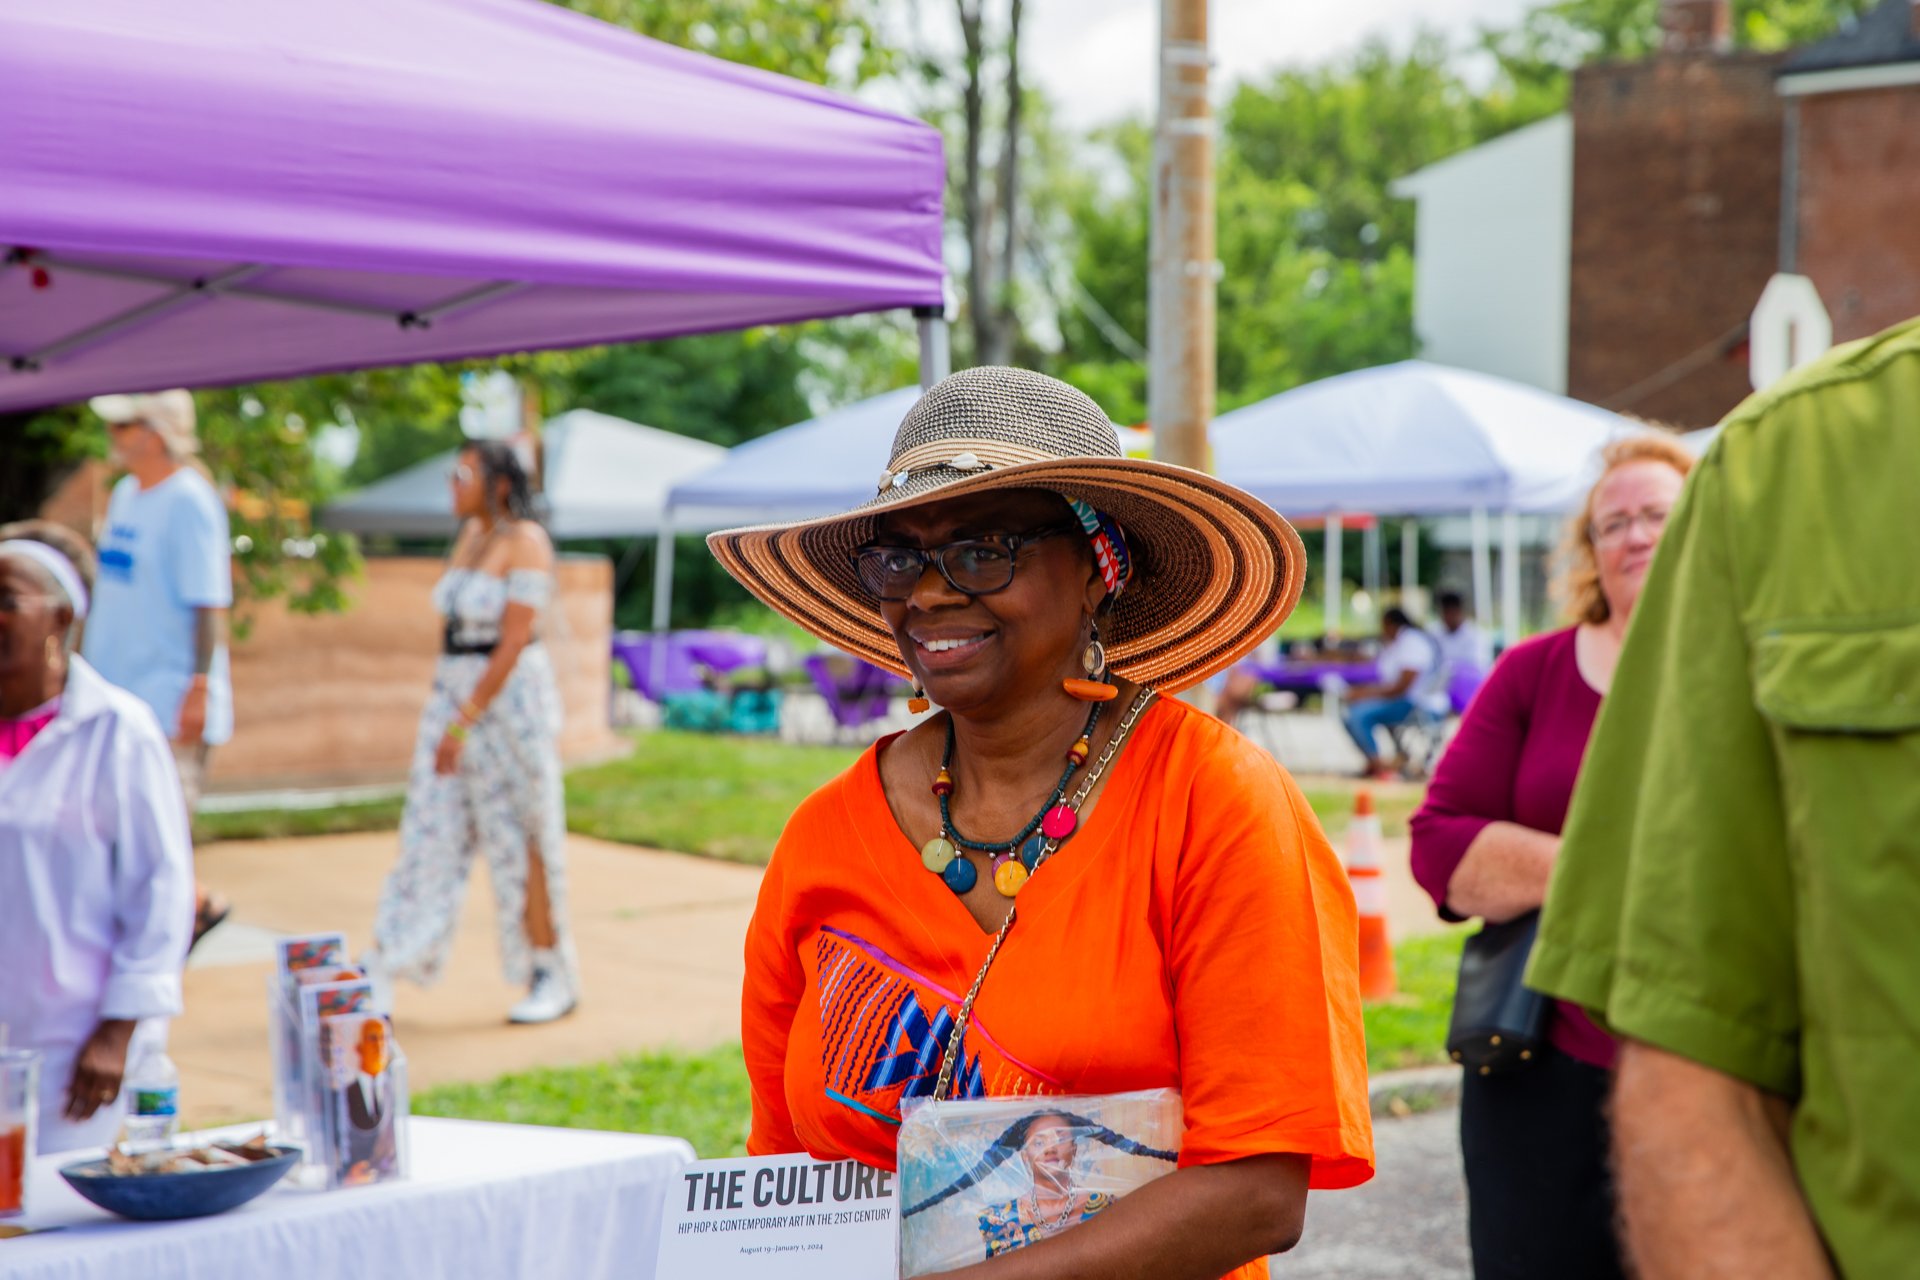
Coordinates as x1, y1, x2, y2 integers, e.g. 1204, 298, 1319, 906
98, 1090, 115, 1102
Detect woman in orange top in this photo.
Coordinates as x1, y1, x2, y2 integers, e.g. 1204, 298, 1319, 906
713, 367, 1373, 1279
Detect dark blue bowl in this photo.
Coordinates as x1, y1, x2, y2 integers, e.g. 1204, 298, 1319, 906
59, 1144, 300, 1221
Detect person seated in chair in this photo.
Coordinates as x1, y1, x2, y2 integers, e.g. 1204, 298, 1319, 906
1340, 607, 1447, 779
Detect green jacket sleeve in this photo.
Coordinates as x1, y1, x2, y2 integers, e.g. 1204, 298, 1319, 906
1528, 453, 1802, 1097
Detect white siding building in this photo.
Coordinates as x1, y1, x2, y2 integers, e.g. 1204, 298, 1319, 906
1391, 114, 1573, 394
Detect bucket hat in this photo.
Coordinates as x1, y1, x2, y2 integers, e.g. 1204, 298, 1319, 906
707, 366, 1306, 693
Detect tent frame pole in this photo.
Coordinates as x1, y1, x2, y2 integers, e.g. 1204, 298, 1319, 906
914, 306, 950, 391
1324, 514, 1343, 640
1400, 519, 1418, 602
1501, 507, 1523, 647
1470, 507, 1493, 634
650, 507, 677, 692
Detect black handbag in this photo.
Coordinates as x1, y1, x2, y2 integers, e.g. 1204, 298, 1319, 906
1446, 911, 1551, 1074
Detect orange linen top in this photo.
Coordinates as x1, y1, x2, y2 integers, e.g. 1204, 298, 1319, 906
743, 698, 1374, 1277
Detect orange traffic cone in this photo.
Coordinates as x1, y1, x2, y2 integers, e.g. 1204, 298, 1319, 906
1345, 789, 1398, 1000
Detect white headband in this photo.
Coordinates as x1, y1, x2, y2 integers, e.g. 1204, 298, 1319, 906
0, 540, 89, 621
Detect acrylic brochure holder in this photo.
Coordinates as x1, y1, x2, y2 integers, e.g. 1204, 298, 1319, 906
268, 932, 410, 1189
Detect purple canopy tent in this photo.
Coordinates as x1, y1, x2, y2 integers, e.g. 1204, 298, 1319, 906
0, 0, 949, 412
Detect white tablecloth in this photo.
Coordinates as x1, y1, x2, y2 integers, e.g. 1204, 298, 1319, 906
6, 1117, 694, 1280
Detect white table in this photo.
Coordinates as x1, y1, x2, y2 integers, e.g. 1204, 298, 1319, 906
6, 1117, 694, 1280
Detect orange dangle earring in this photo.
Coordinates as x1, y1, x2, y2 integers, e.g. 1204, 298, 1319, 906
907, 681, 931, 715
1062, 622, 1118, 702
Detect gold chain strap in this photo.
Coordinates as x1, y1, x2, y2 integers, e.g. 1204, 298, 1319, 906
931, 688, 1159, 1102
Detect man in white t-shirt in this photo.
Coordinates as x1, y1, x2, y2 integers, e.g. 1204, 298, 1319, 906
1340, 606, 1445, 778
81, 390, 234, 947
1434, 590, 1492, 689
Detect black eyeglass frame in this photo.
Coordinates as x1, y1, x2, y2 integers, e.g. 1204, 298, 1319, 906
851, 523, 1080, 601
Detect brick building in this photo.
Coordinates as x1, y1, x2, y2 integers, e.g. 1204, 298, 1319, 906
1781, 0, 1920, 344
1398, 0, 1920, 427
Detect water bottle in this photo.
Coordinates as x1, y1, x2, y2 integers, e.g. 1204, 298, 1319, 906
123, 1046, 180, 1150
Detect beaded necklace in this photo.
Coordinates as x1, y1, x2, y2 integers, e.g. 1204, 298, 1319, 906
920, 700, 1102, 898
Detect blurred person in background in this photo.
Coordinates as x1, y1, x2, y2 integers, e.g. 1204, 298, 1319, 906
363, 440, 578, 1025
1532, 319, 1920, 1278
1409, 434, 1693, 1279
82, 390, 233, 952
1339, 605, 1446, 780
1434, 589, 1491, 683
0, 521, 194, 1153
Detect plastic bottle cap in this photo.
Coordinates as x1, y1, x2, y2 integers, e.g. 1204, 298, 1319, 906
1353, 788, 1375, 817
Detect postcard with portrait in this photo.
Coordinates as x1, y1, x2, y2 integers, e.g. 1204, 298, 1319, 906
897, 1089, 1182, 1274
316, 1010, 408, 1190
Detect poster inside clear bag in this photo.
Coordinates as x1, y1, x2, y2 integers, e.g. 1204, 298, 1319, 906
896, 1088, 1182, 1274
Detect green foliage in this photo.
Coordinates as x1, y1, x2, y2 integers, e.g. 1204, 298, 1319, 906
1226, 34, 1489, 261
550, 0, 890, 87
1051, 36, 1496, 425
414, 1042, 753, 1159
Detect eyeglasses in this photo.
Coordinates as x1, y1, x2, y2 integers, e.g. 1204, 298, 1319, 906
1591, 507, 1671, 546
450, 463, 475, 484
852, 524, 1077, 601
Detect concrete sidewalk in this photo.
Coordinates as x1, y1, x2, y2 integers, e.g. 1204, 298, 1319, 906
176, 831, 764, 1129
175, 822, 1447, 1129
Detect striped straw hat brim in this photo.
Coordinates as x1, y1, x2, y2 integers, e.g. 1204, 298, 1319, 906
707, 367, 1306, 694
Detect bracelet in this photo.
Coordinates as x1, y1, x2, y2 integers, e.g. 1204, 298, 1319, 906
444, 721, 469, 742
459, 700, 484, 724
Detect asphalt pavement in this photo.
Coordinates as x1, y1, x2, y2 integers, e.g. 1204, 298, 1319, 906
1274, 1107, 1471, 1279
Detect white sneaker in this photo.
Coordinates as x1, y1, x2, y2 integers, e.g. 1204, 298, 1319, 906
508, 957, 577, 1025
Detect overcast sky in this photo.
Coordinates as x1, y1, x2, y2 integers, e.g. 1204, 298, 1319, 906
1017, 0, 1540, 130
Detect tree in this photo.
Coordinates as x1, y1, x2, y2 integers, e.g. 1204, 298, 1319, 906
1482, 0, 1878, 105
1046, 35, 1497, 424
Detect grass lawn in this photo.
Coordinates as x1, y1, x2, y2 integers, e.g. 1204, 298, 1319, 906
565, 731, 860, 863
195, 796, 407, 843
415, 1042, 752, 1160
412, 934, 1461, 1156
202, 729, 1427, 863
1362, 930, 1467, 1073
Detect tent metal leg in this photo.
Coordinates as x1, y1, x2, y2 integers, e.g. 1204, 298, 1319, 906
915, 309, 950, 391
649, 510, 676, 693
1501, 507, 1523, 647
1362, 520, 1382, 611
1324, 515, 1343, 640
1470, 507, 1492, 633
1400, 519, 1418, 600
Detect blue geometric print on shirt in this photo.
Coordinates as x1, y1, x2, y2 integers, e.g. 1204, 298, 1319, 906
815, 929, 985, 1125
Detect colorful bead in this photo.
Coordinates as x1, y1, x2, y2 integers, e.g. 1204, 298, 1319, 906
1041, 805, 1078, 840
931, 768, 954, 797
1018, 834, 1046, 871
1066, 737, 1090, 766
920, 836, 956, 872
994, 860, 1029, 896
941, 855, 978, 894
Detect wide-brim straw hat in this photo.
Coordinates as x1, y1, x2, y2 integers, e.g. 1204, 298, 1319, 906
707, 366, 1306, 694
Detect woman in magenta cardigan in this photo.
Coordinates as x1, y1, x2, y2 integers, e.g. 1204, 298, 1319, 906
1409, 434, 1694, 1280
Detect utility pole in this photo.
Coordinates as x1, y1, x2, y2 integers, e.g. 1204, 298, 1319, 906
1148, 0, 1215, 472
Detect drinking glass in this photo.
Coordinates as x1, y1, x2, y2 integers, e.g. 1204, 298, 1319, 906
0, 1048, 39, 1218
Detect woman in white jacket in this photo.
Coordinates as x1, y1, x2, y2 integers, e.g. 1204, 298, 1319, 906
0, 521, 194, 1154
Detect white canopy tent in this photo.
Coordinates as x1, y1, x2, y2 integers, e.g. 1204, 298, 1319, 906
321, 409, 751, 539
1210, 360, 1633, 640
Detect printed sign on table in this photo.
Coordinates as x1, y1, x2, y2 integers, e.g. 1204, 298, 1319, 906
655, 1151, 898, 1278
